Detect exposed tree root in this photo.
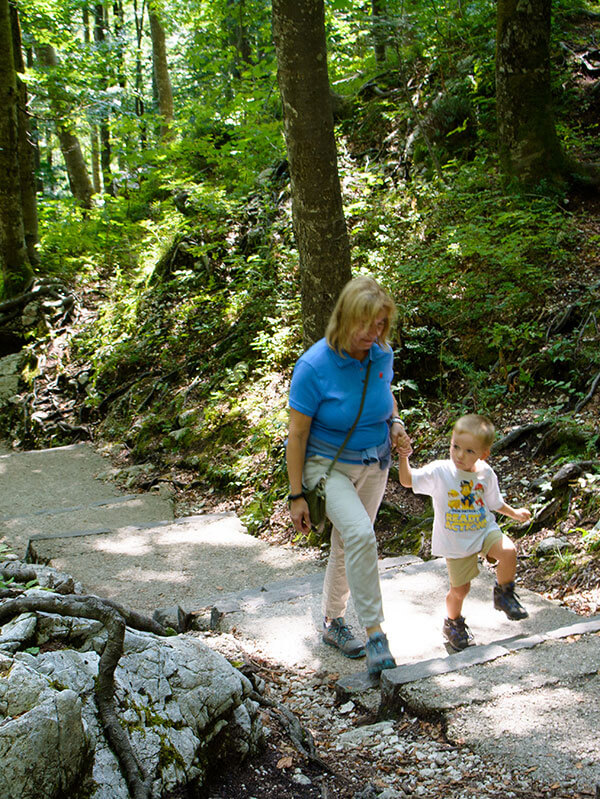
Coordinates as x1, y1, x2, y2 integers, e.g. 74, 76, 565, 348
0, 593, 168, 799
249, 689, 350, 783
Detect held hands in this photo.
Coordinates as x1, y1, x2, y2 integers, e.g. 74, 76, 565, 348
289, 496, 312, 534
391, 422, 413, 457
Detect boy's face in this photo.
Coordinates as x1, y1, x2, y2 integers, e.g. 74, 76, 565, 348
450, 431, 490, 472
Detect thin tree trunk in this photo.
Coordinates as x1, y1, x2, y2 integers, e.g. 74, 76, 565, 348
272, 0, 352, 347
90, 126, 101, 193
0, 0, 32, 297
10, 1, 38, 266
134, 0, 147, 147
95, 3, 114, 195
148, 5, 174, 139
35, 43, 95, 209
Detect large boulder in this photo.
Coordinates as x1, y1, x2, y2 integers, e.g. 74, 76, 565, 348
0, 653, 93, 799
0, 602, 264, 798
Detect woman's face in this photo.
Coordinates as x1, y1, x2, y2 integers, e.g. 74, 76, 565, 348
347, 310, 387, 358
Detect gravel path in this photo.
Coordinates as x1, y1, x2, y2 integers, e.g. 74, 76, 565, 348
200, 631, 595, 799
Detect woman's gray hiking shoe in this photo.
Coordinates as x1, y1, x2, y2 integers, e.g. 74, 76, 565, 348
494, 581, 529, 620
442, 615, 474, 651
365, 632, 396, 676
322, 617, 366, 658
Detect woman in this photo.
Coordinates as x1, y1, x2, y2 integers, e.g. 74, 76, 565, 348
286, 275, 410, 677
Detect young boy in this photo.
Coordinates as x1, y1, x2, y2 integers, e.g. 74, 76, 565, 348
398, 414, 531, 651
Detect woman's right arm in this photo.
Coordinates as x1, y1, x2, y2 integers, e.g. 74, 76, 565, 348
286, 408, 313, 534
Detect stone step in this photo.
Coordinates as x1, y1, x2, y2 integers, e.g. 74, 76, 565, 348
1, 492, 174, 560
0, 443, 122, 518
203, 556, 581, 681
27, 513, 324, 616
378, 616, 600, 794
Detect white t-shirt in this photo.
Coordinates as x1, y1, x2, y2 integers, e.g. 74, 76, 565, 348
411, 459, 504, 558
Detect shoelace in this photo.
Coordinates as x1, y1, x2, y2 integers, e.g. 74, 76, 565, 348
335, 624, 354, 644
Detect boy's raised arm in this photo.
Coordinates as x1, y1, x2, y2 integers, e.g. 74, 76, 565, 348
398, 454, 413, 488
496, 502, 531, 524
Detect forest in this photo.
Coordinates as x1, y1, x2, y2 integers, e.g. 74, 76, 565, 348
0, 0, 600, 792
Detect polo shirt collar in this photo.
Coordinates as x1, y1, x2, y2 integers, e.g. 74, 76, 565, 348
332, 343, 387, 368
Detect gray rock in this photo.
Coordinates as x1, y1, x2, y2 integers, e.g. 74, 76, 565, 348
153, 605, 190, 633
0, 600, 264, 799
0, 684, 92, 799
536, 536, 571, 556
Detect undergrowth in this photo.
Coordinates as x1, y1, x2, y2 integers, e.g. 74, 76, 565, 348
11, 0, 600, 538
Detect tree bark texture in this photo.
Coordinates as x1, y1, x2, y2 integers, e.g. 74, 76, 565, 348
0, 0, 32, 297
10, 1, 38, 265
496, 0, 565, 184
148, 5, 174, 139
272, 0, 352, 347
372, 0, 387, 64
35, 43, 95, 208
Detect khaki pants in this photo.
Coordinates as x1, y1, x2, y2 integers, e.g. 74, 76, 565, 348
304, 456, 388, 629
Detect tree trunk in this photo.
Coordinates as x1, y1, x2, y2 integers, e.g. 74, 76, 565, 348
94, 3, 115, 195
496, 0, 565, 184
90, 126, 102, 193
35, 43, 95, 209
10, 1, 38, 266
372, 0, 386, 64
272, 0, 352, 347
0, 0, 32, 297
148, 5, 174, 139
133, 0, 147, 147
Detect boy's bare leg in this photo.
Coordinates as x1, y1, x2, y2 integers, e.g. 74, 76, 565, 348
487, 535, 517, 586
446, 582, 470, 619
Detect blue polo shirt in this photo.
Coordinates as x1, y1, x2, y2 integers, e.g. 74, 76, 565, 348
289, 337, 394, 461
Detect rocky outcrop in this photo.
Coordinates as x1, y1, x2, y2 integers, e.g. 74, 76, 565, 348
0, 591, 264, 799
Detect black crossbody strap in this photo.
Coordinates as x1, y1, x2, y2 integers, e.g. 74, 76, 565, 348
324, 360, 372, 478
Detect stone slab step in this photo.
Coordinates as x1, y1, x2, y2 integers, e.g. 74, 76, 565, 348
204, 557, 581, 681
378, 617, 600, 793
0, 443, 122, 518
27, 513, 324, 616
1, 493, 174, 560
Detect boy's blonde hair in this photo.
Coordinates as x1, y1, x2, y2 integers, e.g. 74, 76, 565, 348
453, 414, 496, 448
326, 275, 396, 355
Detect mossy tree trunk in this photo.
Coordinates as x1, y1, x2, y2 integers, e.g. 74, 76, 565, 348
496, 0, 565, 184
148, 3, 174, 140
272, 0, 352, 347
0, 0, 33, 298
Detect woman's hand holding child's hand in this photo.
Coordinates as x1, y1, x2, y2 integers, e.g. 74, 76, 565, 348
391, 425, 412, 457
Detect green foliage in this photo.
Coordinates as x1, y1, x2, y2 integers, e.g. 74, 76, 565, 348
19, 0, 600, 540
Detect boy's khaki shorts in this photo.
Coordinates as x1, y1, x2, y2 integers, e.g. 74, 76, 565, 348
446, 528, 504, 587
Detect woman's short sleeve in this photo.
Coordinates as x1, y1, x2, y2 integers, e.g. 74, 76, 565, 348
289, 360, 322, 418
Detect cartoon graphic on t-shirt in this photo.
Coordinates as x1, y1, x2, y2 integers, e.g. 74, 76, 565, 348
446, 479, 487, 532
460, 480, 475, 508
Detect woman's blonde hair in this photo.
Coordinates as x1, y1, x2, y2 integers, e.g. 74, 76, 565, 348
453, 414, 496, 448
326, 275, 396, 355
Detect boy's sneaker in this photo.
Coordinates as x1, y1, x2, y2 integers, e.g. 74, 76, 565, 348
322, 617, 366, 658
365, 632, 396, 676
442, 616, 474, 651
494, 581, 529, 620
